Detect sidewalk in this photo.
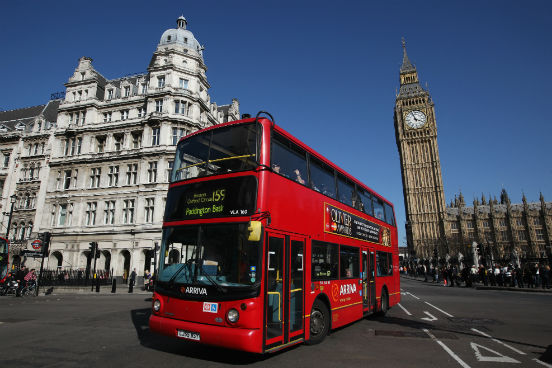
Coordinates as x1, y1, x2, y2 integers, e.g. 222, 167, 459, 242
401, 274, 552, 293
39, 285, 152, 296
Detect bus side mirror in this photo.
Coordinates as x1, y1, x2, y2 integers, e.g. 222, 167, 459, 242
248, 221, 262, 242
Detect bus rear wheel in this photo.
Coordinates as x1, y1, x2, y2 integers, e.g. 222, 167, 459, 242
377, 288, 388, 316
306, 299, 330, 345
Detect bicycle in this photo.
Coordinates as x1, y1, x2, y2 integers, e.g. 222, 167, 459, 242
22, 281, 37, 297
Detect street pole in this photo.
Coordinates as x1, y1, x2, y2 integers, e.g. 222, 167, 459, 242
5, 194, 17, 239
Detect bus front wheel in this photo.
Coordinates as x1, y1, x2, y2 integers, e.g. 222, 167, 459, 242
306, 299, 330, 345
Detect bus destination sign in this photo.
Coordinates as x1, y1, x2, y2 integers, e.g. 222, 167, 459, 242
165, 176, 257, 221
324, 203, 391, 246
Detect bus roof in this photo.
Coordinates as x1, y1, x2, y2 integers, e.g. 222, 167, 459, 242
179, 116, 394, 209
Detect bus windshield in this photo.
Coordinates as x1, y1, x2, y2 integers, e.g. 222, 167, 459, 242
172, 123, 260, 182
158, 223, 262, 293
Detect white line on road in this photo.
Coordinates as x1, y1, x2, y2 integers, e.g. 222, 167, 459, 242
470, 342, 520, 363
397, 303, 412, 316
471, 328, 526, 355
406, 292, 420, 299
534, 358, 552, 368
421, 311, 438, 322
423, 329, 471, 368
424, 301, 454, 317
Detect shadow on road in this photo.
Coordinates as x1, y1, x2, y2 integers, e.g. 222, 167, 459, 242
130, 308, 274, 364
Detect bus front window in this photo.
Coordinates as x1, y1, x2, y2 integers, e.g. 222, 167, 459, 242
158, 224, 262, 294
172, 123, 260, 182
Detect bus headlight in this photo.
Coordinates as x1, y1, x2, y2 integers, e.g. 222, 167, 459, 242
227, 308, 239, 323
153, 299, 161, 312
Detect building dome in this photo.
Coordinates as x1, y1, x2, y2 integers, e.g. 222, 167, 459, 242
158, 16, 203, 57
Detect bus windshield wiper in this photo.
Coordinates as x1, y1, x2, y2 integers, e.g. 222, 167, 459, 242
199, 264, 227, 294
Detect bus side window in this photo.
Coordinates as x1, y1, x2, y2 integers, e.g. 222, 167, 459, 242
357, 188, 373, 216
311, 241, 338, 280
271, 133, 307, 185
373, 199, 384, 220
309, 158, 336, 199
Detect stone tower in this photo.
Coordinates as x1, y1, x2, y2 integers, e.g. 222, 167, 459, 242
394, 39, 447, 259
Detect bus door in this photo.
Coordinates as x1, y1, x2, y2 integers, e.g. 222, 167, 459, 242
362, 249, 376, 312
264, 232, 305, 351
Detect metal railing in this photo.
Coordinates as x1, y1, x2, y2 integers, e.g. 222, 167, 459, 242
38, 269, 112, 287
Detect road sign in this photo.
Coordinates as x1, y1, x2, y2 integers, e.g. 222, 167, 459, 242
31, 239, 43, 250
21, 250, 44, 258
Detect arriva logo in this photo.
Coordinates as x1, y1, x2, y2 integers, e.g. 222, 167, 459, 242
340, 283, 357, 295
185, 286, 207, 295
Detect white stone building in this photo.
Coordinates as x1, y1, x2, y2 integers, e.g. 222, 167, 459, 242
0, 16, 240, 281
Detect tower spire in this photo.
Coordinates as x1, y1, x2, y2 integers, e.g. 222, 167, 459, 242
401, 38, 415, 73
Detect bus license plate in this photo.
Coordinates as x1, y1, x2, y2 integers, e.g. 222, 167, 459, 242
177, 329, 200, 341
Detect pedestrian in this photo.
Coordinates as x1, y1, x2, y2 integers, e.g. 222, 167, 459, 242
128, 268, 137, 293
540, 264, 550, 289
15, 266, 27, 297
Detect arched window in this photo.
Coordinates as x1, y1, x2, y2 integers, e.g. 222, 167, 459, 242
10, 222, 17, 241
26, 222, 33, 239
19, 222, 26, 240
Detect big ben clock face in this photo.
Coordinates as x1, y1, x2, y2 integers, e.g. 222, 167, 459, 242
405, 110, 427, 129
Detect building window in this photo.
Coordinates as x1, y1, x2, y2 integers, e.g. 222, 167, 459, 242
107, 89, 114, 100
132, 131, 142, 148
499, 219, 507, 227
141, 83, 147, 94
501, 230, 509, 241
167, 161, 173, 182
148, 162, 157, 183
126, 163, 138, 185
103, 201, 115, 225
64, 170, 72, 189
145, 197, 155, 223
114, 134, 123, 151
3, 154, 9, 168
138, 107, 146, 118
516, 218, 523, 226
122, 199, 135, 224
466, 221, 474, 229
536, 229, 545, 241
157, 76, 165, 88
533, 217, 542, 226
518, 230, 527, 241
124, 86, 130, 97
58, 204, 67, 226
108, 166, 119, 187
451, 222, 459, 231
155, 99, 163, 113
179, 78, 189, 89
482, 220, 490, 228
96, 136, 106, 153
152, 127, 160, 146
90, 167, 101, 188
171, 127, 186, 145
85, 202, 97, 226
103, 112, 112, 122
121, 110, 129, 120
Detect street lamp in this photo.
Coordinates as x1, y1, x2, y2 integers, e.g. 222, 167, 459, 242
5, 194, 17, 239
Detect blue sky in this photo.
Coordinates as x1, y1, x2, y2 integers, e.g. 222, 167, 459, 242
1, 1, 551, 245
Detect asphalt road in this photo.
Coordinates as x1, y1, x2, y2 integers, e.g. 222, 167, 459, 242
0, 278, 550, 368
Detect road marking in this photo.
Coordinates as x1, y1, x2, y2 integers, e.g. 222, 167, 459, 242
423, 329, 471, 368
406, 292, 420, 299
534, 358, 552, 368
470, 342, 520, 363
421, 311, 437, 322
471, 328, 526, 355
397, 303, 412, 316
424, 301, 454, 317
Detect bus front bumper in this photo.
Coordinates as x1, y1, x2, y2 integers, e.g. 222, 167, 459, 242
149, 314, 262, 353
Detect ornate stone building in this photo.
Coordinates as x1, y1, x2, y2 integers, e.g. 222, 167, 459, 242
394, 41, 552, 263
446, 190, 552, 265
0, 16, 240, 279
394, 40, 447, 259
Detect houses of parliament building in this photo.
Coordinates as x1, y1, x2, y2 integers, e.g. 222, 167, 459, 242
394, 41, 552, 264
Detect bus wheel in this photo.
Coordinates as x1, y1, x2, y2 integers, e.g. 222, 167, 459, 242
306, 299, 330, 345
377, 288, 388, 316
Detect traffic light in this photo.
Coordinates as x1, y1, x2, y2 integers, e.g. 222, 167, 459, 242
38, 232, 51, 255
89, 242, 100, 258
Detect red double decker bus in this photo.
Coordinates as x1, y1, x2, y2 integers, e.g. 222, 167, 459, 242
149, 112, 399, 353
0, 237, 9, 283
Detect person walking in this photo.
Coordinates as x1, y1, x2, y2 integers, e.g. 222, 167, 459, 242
128, 268, 137, 293
15, 266, 27, 297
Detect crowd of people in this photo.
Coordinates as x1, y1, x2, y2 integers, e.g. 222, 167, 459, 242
2, 265, 37, 296
401, 262, 551, 289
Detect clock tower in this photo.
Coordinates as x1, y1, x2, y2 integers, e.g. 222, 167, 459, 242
394, 39, 447, 259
